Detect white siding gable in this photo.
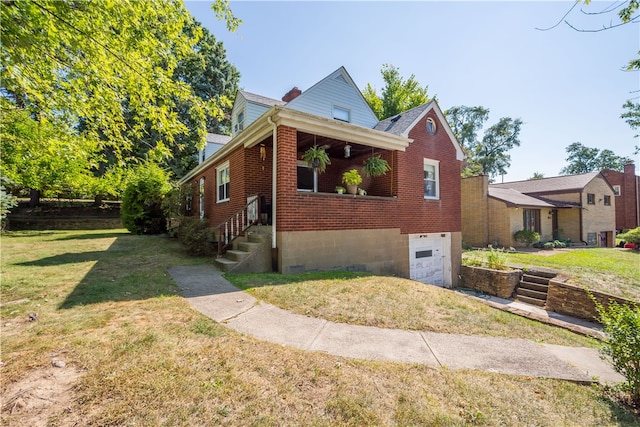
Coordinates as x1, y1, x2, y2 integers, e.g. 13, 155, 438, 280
286, 67, 379, 128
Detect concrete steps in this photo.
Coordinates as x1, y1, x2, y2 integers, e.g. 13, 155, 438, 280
213, 227, 272, 273
515, 269, 557, 308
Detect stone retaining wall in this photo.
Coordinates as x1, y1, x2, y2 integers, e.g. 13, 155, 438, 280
459, 265, 521, 299
546, 280, 637, 322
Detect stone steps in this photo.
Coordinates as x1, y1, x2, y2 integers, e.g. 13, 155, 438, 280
515, 269, 557, 308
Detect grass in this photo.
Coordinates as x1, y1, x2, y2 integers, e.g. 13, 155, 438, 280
1, 230, 638, 425
464, 248, 640, 301
227, 272, 596, 347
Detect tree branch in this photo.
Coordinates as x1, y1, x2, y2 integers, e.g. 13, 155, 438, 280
536, 1, 580, 31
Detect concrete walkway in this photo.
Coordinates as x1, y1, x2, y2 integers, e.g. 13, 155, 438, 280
168, 264, 624, 385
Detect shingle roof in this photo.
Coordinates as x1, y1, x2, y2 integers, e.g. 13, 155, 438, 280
488, 188, 557, 207
373, 102, 433, 136
206, 133, 231, 145
490, 172, 600, 194
240, 90, 286, 107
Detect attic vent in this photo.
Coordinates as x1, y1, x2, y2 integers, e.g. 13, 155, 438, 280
334, 74, 348, 85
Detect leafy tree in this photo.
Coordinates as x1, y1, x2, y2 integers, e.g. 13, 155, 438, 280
121, 162, 172, 235
0, 100, 100, 205
530, 172, 545, 180
445, 107, 522, 180
621, 100, 639, 154
559, 142, 632, 175
1, 0, 239, 163
363, 64, 433, 119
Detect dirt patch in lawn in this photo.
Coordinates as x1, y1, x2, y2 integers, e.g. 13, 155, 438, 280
1, 363, 83, 426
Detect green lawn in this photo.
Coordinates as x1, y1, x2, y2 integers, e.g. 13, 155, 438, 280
1, 230, 637, 425
464, 248, 640, 301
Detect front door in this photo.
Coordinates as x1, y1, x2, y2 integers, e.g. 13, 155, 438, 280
409, 235, 444, 286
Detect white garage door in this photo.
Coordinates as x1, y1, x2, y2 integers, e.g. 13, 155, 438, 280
409, 234, 449, 286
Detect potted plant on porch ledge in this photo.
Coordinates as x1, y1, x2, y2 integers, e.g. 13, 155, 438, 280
342, 169, 362, 195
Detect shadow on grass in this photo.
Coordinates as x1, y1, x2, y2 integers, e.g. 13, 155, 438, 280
11, 233, 198, 309
53, 231, 128, 241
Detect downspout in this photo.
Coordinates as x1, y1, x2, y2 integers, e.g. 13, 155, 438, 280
580, 191, 587, 245
267, 116, 278, 266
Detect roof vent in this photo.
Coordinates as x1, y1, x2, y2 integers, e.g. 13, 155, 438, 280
282, 87, 302, 102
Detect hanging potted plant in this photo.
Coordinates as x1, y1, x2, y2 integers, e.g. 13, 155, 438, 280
342, 169, 362, 195
362, 153, 391, 177
302, 145, 331, 173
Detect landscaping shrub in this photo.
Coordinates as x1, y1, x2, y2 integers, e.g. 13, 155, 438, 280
542, 242, 555, 250
486, 245, 508, 270
552, 240, 566, 248
176, 216, 216, 255
618, 227, 640, 249
514, 229, 540, 247
121, 162, 171, 234
0, 175, 17, 231
593, 298, 640, 405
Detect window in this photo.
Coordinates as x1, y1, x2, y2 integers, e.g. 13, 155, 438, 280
613, 185, 621, 196
332, 106, 350, 122
426, 117, 437, 134
297, 160, 314, 191
523, 209, 540, 233
587, 193, 595, 205
423, 159, 440, 199
199, 178, 205, 219
587, 232, 597, 246
604, 195, 611, 206
217, 162, 230, 202
234, 110, 245, 133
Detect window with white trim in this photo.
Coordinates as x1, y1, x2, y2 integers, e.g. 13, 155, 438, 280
424, 159, 440, 199
217, 162, 230, 202
199, 177, 205, 219
332, 106, 350, 122
613, 185, 621, 196
234, 110, 245, 134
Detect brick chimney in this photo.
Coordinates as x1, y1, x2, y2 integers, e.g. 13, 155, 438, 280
282, 87, 302, 102
624, 161, 635, 175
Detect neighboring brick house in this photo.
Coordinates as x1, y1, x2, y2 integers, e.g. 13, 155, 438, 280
462, 173, 616, 248
179, 67, 464, 287
601, 162, 640, 232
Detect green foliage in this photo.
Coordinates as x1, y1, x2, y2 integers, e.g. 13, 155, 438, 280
176, 216, 216, 255
560, 142, 631, 175
0, 100, 100, 199
342, 169, 363, 186
121, 163, 172, 235
621, 101, 639, 154
593, 298, 640, 405
618, 227, 640, 244
486, 245, 508, 270
445, 106, 522, 179
514, 229, 540, 247
543, 242, 555, 250
335, 186, 346, 194
302, 145, 331, 173
1, 0, 239, 165
530, 172, 545, 180
362, 154, 391, 177
0, 175, 18, 231
552, 240, 566, 248
363, 64, 433, 119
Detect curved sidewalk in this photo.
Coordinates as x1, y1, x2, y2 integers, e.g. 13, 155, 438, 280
168, 265, 623, 385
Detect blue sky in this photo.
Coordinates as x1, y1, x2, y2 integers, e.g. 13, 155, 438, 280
185, 0, 639, 182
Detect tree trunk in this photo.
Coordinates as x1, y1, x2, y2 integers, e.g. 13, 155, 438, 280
29, 189, 40, 207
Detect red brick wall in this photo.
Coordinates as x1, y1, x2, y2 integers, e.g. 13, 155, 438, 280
602, 164, 639, 230
276, 112, 462, 234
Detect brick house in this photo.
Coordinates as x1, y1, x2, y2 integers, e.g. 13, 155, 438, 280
179, 67, 464, 287
462, 173, 616, 248
601, 162, 640, 232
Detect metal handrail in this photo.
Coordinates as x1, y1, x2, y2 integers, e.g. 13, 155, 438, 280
215, 196, 260, 257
